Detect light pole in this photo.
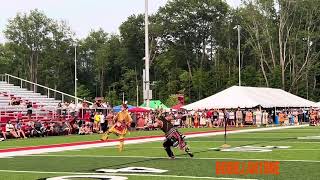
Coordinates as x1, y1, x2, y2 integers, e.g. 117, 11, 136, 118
144, 0, 151, 108
74, 44, 78, 105
236, 25, 241, 86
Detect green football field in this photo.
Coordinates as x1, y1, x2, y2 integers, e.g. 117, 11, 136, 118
0, 126, 319, 180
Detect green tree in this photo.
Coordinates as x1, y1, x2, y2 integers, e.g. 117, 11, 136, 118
4, 9, 53, 90
165, 94, 180, 107
78, 29, 108, 97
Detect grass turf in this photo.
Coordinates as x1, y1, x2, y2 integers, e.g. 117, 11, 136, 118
0, 126, 319, 180
0, 127, 244, 149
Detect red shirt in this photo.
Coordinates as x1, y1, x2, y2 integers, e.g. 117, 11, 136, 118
17, 112, 23, 119
84, 113, 90, 122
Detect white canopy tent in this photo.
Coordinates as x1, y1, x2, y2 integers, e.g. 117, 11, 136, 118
183, 86, 316, 110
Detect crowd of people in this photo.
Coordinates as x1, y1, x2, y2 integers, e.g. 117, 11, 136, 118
0, 97, 318, 141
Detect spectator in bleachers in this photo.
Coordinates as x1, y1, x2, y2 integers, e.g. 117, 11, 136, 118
46, 121, 55, 136
78, 124, 86, 135
100, 112, 106, 133
62, 121, 72, 135
27, 102, 33, 120
15, 120, 27, 139
51, 122, 59, 136
79, 123, 92, 135
102, 101, 109, 109
19, 100, 24, 106
68, 101, 76, 117
5, 121, 19, 138
9, 97, 20, 106
93, 112, 100, 133
54, 121, 64, 136
16, 111, 23, 121
25, 120, 34, 137
83, 111, 90, 123
57, 103, 62, 116
90, 110, 94, 125
62, 102, 68, 118
72, 118, 82, 134
75, 101, 83, 117
82, 99, 89, 108
34, 120, 46, 137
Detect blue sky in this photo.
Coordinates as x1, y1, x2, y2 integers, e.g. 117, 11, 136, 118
0, 0, 241, 42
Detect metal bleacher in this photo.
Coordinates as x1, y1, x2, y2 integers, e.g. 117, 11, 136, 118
0, 81, 60, 123
0, 73, 91, 123
0, 81, 60, 108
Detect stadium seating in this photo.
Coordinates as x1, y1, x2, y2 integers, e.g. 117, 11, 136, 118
0, 81, 61, 123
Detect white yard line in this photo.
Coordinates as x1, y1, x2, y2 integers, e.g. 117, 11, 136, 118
23, 146, 319, 151
276, 149, 320, 151
0, 124, 308, 158
191, 141, 320, 144
0, 169, 258, 180
25, 154, 320, 163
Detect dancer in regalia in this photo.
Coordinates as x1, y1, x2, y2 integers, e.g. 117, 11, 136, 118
101, 102, 132, 152
151, 111, 194, 159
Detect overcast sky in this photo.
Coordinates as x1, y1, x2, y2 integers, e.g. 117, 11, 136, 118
0, 0, 241, 43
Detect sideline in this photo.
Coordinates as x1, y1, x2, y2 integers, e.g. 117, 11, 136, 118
0, 125, 308, 158
0, 169, 258, 180
24, 154, 320, 163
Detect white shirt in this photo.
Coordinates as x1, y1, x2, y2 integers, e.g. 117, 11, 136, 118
255, 111, 262, 120
100, 114, 105, 123
68, 103, 76, 112
102, 103, 108, 108
229, 112, 235, 119
6, 124, 14, 132
219, 112, 224, 120
76, 103, 83, 112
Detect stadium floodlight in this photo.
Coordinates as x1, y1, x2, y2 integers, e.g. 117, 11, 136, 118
233, 25, 241, 87
74, 42, 80, 106
144, 0, 151, 108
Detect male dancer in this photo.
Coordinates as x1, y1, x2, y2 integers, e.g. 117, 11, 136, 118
101, 103, 132, 152
152, 112, 194, 159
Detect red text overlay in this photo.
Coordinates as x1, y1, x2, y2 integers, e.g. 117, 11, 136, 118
216, 161, 280, 175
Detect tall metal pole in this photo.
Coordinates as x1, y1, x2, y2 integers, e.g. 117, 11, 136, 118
136, 85, 139, 106
145, 0, 150, 108
237, 25, 241, 86
75, 45, 78, 105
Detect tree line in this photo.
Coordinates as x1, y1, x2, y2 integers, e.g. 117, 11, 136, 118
0, 0, 319, 106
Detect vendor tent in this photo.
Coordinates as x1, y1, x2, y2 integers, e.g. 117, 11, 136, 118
183, 86, 316, 110
140, 100, 168, 109
129, 107, 150, 113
